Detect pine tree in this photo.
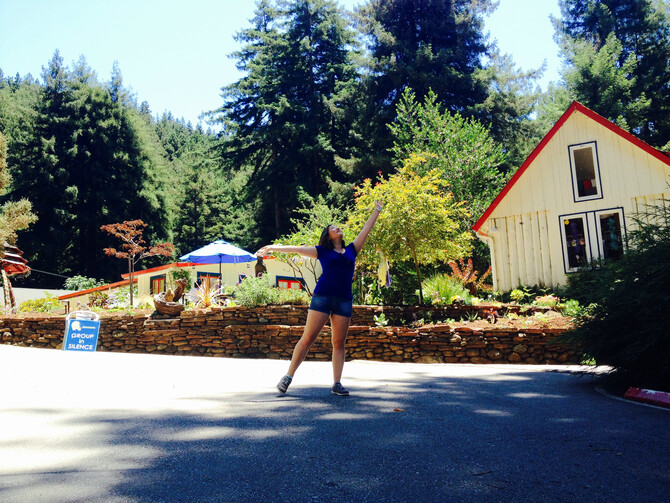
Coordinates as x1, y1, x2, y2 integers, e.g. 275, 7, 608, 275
2, 53, 172, 285
553, 0, 670, 147
353, 0, 495, 178
0, 131, 37, 249
212, 0, 359, 241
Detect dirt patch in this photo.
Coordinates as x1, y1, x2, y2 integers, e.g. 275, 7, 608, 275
4, 307, 574, 331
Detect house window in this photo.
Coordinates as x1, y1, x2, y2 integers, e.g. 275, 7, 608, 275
150, 275, 166, 294
560, 209, 626, 274
569, 142, 602, 201
597, 210, 624, 260
560, 215, 590, 272
276, 276, 304, 290
197, 272, 221, 290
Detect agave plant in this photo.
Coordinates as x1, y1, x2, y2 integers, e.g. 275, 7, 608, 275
194, 282, 226, 308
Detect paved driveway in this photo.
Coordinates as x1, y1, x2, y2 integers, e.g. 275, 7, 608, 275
0, 345, 668, 503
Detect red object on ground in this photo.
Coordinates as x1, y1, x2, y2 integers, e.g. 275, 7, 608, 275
624, 387, 670, 408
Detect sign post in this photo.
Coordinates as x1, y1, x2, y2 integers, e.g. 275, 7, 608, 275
63, 310, 101, 352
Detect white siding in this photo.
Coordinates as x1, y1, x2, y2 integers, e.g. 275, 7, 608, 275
479, 108, 670, 292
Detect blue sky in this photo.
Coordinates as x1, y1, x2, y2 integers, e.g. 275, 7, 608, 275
0, 0, 562, 127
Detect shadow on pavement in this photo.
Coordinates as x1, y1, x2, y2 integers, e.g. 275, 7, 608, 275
1, 354, 669, 503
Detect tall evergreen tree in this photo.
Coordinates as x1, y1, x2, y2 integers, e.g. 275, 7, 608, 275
0, 131, 37, 249
3, 53, 171, 286
7, 51, 76, 284
553, 0, 670, 147
474, 52, 544, 171
353, 0, 495, 178
212, 0, 359, 242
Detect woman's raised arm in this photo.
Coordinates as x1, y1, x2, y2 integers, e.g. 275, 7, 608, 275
255, 244, 318, 260
353, 201, 383, 254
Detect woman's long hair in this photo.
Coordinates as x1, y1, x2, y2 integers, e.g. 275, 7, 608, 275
318, 224, 345, 249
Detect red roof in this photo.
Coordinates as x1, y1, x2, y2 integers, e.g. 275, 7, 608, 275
58, 277, 137, 300
473, 101, 670, 233
120, 261, 194, 279
1, 244, 30, 276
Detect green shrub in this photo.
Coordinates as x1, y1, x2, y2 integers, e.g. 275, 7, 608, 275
109, 287, 137, 308
421, 274, 472, 305
19, 294, 63, 313
533, 294, 559, 307
233, 275, 280, 306
505, 285, 557, 304
562, 200, 670, 391
509, 287, 530, 304
88, 291, 111, 308
167, 267, 193, 290
374, 313, 389, 327
276, 288, 310, 305
63, 275, 104, 290
558, 299, 594, 318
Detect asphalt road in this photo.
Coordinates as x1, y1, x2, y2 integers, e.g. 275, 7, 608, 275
0, 345, 668, 503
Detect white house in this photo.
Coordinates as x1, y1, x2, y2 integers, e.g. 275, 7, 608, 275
473, 101, 670, 292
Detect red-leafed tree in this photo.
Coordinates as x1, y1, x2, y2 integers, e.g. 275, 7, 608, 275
100, 220, 174, 306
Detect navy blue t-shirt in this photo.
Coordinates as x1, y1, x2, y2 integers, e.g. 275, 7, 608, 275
313, 243, 358, 300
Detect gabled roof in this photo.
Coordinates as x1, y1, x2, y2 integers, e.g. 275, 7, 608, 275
473, 101, 670, 233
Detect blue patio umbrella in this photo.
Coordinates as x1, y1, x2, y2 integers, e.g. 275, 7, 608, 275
179, 239, 256, 278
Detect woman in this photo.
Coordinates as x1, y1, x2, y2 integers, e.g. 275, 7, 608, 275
255, 201, 383, 396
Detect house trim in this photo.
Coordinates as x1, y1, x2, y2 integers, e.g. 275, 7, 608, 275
58, 277, 136, 301
121, 262, 195, 279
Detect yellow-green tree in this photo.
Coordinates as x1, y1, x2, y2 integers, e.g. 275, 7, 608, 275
348, 154, 472, 304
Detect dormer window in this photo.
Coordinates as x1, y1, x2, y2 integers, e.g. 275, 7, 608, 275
569, 141, 602, 202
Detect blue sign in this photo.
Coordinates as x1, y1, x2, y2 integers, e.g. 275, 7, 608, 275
63, 319, 101, 352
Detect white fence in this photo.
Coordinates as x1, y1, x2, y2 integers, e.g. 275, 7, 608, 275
0, 287, 72, 306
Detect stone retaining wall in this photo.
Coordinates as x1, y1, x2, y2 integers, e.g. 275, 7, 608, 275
0, 305, 578, 364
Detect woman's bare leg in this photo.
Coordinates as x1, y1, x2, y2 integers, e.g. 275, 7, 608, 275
330, 314, 351, 384
287, 309, 331, 377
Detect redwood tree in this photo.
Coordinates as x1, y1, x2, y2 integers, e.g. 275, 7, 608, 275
100, 220, 174, 306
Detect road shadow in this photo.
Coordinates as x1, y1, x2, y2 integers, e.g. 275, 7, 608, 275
1, 362, 669, 503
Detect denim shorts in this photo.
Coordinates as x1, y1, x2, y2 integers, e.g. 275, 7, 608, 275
309, 294, 353, 318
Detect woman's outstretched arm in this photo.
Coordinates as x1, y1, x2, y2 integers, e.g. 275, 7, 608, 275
255, 244, 318, 260
353, 201, 382, 254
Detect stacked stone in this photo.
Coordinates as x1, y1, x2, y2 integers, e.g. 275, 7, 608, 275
342, 325, 577, 364
0, 306, 578, 364
0, 316, 65, 348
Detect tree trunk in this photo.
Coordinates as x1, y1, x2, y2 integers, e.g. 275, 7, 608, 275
128, 256, 134, 307
410, 244, 424, 305
273, 186, 281, 237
